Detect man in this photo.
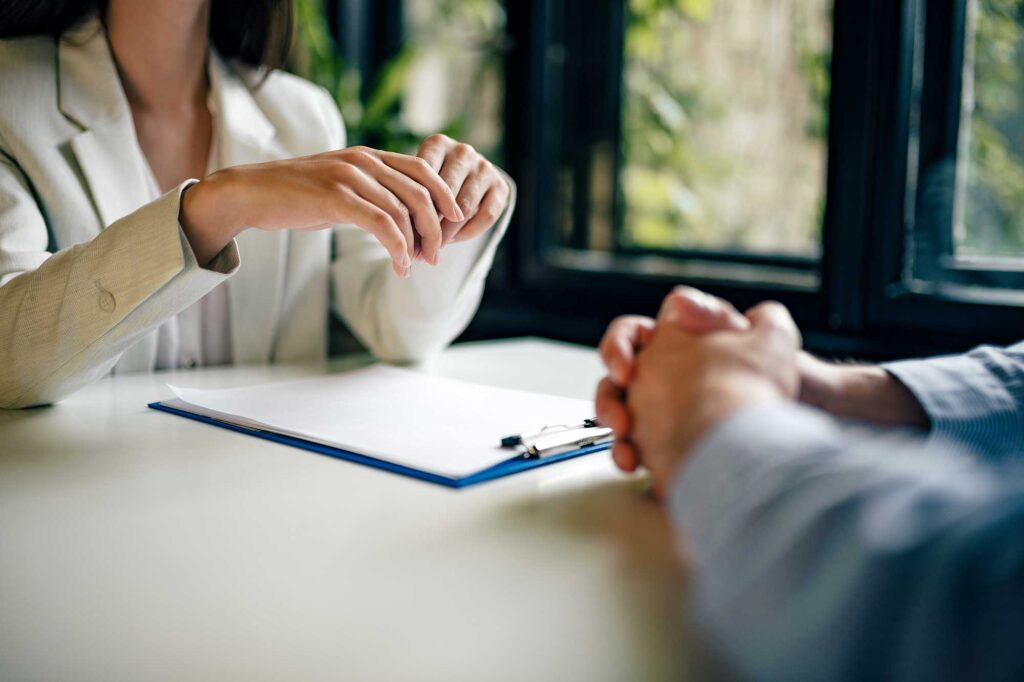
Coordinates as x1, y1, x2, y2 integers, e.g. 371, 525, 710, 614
595, 287, 1024, 681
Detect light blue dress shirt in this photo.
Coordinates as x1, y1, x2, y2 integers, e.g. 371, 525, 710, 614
669, 342, 1024, 682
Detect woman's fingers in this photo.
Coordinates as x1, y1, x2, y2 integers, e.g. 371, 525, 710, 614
453, 163, 496, 225
342, 193, 412, 277
416, 134, 509, 247
437, 143, 476, 207
449, 180, 510, 244
342, 166, 417, 267
416, 133, 449, 172
442, 164, 492, 243
379, 151, 464, 224
368, 161, 448, 265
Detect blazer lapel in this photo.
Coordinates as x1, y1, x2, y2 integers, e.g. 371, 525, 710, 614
209, 56, 289, 365
57, 24, 290, 367
58, 18, 153, 229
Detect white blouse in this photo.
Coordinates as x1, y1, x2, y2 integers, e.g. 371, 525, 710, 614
141, 84, 232, 370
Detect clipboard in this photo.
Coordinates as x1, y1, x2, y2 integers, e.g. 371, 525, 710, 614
148, 400, 611, 488
148, 364, 610, 485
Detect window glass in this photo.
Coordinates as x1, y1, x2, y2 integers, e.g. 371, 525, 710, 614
957, 0, 1024, 262
620, 0, 832, 257
402, 0, 506, 160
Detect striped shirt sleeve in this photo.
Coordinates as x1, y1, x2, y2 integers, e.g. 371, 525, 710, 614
669, 402, 1024, 682
883, 341, 1024, 461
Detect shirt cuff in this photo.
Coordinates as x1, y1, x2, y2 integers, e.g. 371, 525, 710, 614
173, 180, 240, 282
883, 353, 1023, 460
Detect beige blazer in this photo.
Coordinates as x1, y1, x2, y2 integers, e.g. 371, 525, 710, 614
0, 19, 512, 409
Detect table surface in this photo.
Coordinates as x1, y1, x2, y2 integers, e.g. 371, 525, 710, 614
0, 338, 715, 682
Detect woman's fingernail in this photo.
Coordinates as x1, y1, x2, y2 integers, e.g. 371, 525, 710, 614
400, 254, 412, 269
402, 267, 411, 279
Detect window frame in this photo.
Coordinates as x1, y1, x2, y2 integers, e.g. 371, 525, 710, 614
492, 0, 1024, 357
866, 0, 1024, 343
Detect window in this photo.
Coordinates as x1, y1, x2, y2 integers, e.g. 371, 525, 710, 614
866, 0, 1024, 342
906, 0, 1024, 290
619, 0, 831, 258
401, 0, 506, 160
293, 0, 504, 156
960, 0, 1024, 263
501, 0, 1024, 355
298, 1, 1024, 354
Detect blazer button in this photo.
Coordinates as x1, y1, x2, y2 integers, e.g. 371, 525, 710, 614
97, 289, 116, 313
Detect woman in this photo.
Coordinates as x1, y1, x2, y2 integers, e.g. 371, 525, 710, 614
0, 1, 513, 409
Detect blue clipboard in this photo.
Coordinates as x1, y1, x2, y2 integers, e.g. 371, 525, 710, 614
148, 401, 611, 489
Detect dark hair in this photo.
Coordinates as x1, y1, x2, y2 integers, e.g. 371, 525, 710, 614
0, 0, 294, 70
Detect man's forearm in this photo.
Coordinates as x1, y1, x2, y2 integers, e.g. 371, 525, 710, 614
797, 352, 929, 429
670, 402, 1024, 682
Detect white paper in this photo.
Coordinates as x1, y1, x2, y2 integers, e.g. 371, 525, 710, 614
165, 365, 597, 478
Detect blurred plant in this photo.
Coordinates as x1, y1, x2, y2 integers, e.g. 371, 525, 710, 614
620, 0, 832, 254
621, 0, 721, 250
289, 0, 505, 156
962, 0, 1024, 257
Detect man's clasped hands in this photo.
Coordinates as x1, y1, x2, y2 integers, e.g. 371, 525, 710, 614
595, 287, 807, 493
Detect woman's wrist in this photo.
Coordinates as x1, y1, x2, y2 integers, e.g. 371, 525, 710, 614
179, 172, 244, 267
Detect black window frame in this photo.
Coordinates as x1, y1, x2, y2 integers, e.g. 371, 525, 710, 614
489, 0, 1024, 359
867, 0, 1024, 340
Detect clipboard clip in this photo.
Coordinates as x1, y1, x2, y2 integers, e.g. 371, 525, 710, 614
501, 419, 614, 459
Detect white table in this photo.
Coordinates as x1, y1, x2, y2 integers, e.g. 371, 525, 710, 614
0, 339, 713, 682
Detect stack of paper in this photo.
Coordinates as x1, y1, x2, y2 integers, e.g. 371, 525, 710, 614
158, 365, 600, 480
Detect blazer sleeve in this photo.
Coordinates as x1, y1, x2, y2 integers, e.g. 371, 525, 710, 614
883, 341, 1024, 460
0, 145, 239, 408
669, 402, 1024, 682
317, 89, 513, 363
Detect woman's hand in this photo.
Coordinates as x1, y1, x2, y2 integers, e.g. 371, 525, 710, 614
180, 146, 466, 276
417, 134, 511, 246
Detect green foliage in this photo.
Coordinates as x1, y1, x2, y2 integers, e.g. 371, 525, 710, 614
962, 0, 1024, 257
621, 0, 720, 249
620, 0, 832, 254
289, 0, 504, 154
